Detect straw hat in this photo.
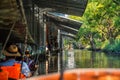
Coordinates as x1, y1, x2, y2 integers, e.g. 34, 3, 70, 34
2, 43, 21, 57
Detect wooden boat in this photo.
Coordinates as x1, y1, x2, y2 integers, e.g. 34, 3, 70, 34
28, 69, 120, 80
1, 1, 120, 80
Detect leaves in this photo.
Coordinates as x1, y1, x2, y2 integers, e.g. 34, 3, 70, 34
69, 0, 120, 50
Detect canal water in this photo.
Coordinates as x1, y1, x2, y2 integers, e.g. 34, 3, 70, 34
38, 49, 120, 74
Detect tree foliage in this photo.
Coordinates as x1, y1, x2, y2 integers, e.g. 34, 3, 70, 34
69, 0, 120, 50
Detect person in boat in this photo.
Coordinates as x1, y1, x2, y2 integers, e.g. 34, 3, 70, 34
24, 50, 38, 75
0, 42, 31, 79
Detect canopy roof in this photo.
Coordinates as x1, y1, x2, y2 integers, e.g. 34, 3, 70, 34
44, 12, 82, 35
26, 0, 88, 40
34, 0, 88, 16
56, 24, 78, 35
0, 0, 34, 44
0, 0, 88, 44
61, 32, 76, 39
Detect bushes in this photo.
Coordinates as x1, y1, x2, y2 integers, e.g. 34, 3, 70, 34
103, 39, 120, 53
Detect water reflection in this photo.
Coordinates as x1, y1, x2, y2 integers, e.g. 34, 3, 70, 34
65, 50, 75, 69
38, 49, 120, 74
74, 49, 120, 68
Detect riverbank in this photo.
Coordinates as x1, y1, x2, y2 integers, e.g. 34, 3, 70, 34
77, 47, 120, 55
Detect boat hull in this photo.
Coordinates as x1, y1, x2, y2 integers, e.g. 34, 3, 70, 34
28, 68, 120, 80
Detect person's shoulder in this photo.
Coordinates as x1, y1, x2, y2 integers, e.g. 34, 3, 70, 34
16, 61, 27, 66
0, 60, 15, 66
22, 61, 29, 67
22, 61, 27, 65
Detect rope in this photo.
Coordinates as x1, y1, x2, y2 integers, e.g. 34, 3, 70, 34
18, 0, 28, 79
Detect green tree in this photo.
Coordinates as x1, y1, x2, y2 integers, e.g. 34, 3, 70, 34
69, 0, 120, 50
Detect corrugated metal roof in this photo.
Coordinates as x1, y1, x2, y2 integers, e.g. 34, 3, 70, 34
44, 12, 82, 29
61, 32, 76, 39
56, 24, 78, 35
34, 0, 88, 16
44, 12, 82, 35
0, 0, 34, 44
0, 0, 88, 44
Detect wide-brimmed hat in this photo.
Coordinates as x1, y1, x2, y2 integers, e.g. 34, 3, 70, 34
2, 42, 21, 57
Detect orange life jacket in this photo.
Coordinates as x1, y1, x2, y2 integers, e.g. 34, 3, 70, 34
0, 70, 8, 80
0, 63, 25, 80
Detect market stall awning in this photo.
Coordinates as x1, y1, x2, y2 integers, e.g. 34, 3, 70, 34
0, 0, 34, 44
34, 0, 88, 16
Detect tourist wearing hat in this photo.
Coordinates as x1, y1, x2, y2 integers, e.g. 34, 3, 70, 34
24, 50, 39, 75
0, 42, 31, 78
